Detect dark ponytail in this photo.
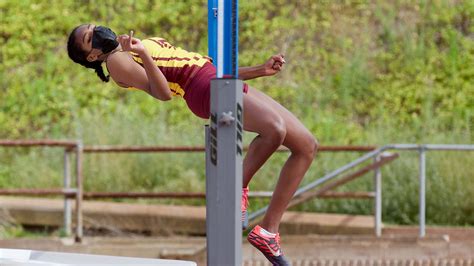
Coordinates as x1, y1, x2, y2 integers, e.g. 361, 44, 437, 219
67, 25, 110, 82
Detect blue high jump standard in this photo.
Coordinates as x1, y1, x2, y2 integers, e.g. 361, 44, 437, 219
206, 0, 243, 265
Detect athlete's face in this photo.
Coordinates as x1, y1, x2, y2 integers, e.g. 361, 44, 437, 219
75, 24, 102, 62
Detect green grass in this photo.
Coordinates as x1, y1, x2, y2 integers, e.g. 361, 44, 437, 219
0, 222, 54, 239
1, 112, 472, 226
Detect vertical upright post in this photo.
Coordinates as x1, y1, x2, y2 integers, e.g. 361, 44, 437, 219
206, 0, 242, 265
75, 141, 83, 243
206, 80, 243, 265
63, 149, 72, 236
208, 0, 217, 65
222, 0, 239, 77
216, 0, 239, 78
419, 146, 426, 238
374, 155, 382, 237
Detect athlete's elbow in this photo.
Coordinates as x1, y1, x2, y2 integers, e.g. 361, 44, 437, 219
149, 85, 172, 101
160, 86, 172, 101
152, 93, 171, 101
160, 93, 172, 101
156, 90, 172, 101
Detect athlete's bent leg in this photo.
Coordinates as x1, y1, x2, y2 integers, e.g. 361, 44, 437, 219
246, 87, 318, 233
242, 90, 287, 188
242, 87, 296, 265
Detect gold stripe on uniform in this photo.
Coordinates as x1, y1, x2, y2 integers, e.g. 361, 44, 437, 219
131, 52, 208, 68
130, 54, 186, 97
169, 82, 185, 97
129, 38, 211, 97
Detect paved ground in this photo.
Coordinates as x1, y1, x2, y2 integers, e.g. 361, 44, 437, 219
0, 232, 472, 265
241, 234, 474, 265
242, 259, 474, 266
1, 197, 473, 265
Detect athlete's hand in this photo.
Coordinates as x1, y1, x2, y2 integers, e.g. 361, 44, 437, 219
117, 31, 146, 55
263, 54, 286, 76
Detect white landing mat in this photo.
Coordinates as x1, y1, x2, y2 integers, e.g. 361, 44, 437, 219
0, 248, 197, 266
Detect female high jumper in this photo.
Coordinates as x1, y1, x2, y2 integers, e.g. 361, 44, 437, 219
67, 24, 318, 265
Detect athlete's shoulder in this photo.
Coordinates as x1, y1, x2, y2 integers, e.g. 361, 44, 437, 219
105, 51, 137, 81
106, 50, 133, 66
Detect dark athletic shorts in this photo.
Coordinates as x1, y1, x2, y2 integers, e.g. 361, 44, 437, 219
184, 62, 249, 119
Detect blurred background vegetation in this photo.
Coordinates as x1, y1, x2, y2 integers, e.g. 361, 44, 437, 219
0, 0, 473, 230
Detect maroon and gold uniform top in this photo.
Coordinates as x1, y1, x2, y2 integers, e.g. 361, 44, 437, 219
129, 38, 212, 97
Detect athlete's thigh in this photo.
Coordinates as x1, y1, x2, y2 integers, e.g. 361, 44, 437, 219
246, 87, 314, 149
242, 89, 284, 136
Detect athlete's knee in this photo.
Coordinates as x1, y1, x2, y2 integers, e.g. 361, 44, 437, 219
297, 132, 318, 161
308, 135, 319, 158
265, 117, 287, 146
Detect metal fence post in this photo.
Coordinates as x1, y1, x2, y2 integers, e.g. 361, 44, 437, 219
374, 154, 382, 237
250, 147, 386, 221
75, 141, 84, 243
63, 149, 72, 236
419, 146, 426, 238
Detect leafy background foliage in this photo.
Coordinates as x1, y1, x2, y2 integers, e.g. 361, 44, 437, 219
1, 0, 473, 227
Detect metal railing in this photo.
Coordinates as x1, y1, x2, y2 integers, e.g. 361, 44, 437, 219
0, 140, 375, 242
0, 140, 84, 242
1, 140, 472, 241
249, 144, 474, 237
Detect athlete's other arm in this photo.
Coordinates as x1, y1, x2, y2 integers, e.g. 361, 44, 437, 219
238, 54, 285, 81
107, 32, 171, 101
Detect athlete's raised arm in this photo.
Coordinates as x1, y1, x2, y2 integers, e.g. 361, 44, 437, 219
238, 54, 286, 81
107, 32, 172, 101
